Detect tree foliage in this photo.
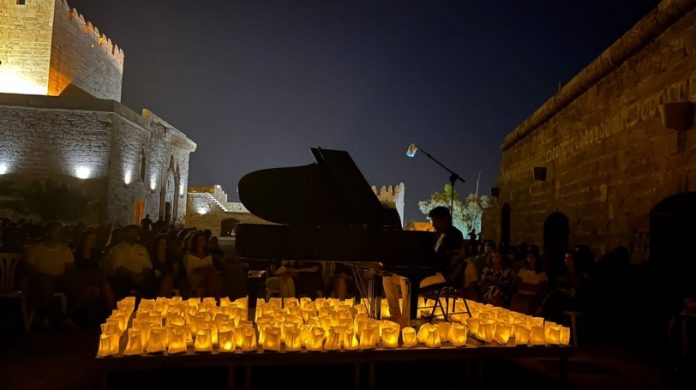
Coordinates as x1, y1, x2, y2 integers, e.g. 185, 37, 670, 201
0, 178, 99, 222
418, 183, 491, 234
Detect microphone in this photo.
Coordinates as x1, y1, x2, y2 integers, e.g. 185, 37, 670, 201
406, 143, 418, 158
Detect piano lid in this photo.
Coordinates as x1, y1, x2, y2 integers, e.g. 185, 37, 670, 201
238, 148, 402, 227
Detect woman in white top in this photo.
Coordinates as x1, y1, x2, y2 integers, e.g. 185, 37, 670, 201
184, 232, 221, 297
510, 249, 548, 314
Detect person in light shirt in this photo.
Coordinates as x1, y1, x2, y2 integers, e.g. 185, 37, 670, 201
25, 221, 75, 328
510, 249, 548, 314
107, 225, 152, 297
183, 231, 221, 297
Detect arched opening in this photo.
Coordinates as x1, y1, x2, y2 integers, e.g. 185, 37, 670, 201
543, 211, 569, 278
650, 192, 696, 314
220, 218, 240, 237
500, 203, 511, 247
139, 150, 146, 182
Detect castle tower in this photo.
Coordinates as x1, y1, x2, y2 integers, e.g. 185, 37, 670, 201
0, 0, 124, 100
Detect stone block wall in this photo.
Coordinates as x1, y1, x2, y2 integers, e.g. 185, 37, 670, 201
48, 0, 123, 100
0, 93, 196, 225
186, 185, 270, 236
0, 0, 55, 95
483, 3, 696, 258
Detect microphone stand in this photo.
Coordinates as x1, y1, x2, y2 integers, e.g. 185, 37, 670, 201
415, 146, 465, 213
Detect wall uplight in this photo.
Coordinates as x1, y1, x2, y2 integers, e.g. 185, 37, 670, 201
150, 177, 157, 191
196, 204, 210, 215
179, 183, 185, 196
124, 170, 132, 185
75, 166, 91, 179
0, 163, 8, 175
0, 71, 47, 95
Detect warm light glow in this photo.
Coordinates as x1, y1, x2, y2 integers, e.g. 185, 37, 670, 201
150, 177, 157, 191
0, 163, 7, 175
75, 165, 92, 179
179, 183, 185, 196
124, 169, 132, 185
0, 71, 47, 95
196, 204, 210, 215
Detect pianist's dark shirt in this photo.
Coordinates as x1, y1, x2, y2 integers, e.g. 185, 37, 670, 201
435, 225, 464, 273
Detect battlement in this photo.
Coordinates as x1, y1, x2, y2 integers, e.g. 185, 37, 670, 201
58, 0, 124, 68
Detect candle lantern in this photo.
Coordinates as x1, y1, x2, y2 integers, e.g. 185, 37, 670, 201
381, 327, 399, 348
168, 327, 188, 354
417, 323, 431, 344
448, 324, 468, 347
324, 328, 341, 351
402, 327, 418, 348
195, 328, 213, 352
146, 326, 167, 353
514, 325, 530, 345
285, 327, 302, 352
218, 329, 235, 352
424, 326, 441, 348
124, 328, 143, 355
560, 326, 571, 346
308, 327, 325, 351
436, 322, 451, 343
241, 327, 257, 352
97, 333, 119, 357
493, 323, 512, 345
530, 326, 545, 345
342, 328, 359, 350
545, 324, 561, 345
263, 327, 281, 351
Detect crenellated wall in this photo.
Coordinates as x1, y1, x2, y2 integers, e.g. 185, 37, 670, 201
0, 0, 124, 100
48, 0, 123, 100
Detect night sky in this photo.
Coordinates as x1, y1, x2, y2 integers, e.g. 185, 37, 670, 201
70, 0, 659, 223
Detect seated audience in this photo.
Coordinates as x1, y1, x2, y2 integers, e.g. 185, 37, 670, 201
25, 221, 76, 328
183, 231, 221, 297
510, 249, 548, 314
108, 225, 152, 298
480, 249, 514, 307
73, 229, 115, 316
149, 234, 178, 297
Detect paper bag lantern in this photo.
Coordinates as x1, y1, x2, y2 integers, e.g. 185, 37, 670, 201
342, 328, 359, 351
436, 322, 451, 342
324, 328, 341, 351
359, 326, 378, 350
402, 327, 418, 348
218, 329, 235, 352
448, 324, 468, 347
381, 327, 399, 348
514, 325, 530, 345
493, 323, 512, 345
241, 326, 257, 352
307, 327, 325, 351
124, 328, 143, 355
545, 325, 561, 345
97, 333, 119, 357
560, 326, 571, 346
263, 327, 282, 351
285, 327, 302, 352
195, 328, 213, 352
146, 327, 167, 353
467, 317, 480, 337
168, 327, 188, 354
424, 326, 441, 348
530, 326, 545, 345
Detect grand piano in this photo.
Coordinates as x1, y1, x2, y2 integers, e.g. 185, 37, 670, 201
235, 147, 439, 321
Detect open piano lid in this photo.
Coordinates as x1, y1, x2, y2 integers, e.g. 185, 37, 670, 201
237, 147, 402, 228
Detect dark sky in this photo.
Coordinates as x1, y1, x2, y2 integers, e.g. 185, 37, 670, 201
70, 0, 659, 223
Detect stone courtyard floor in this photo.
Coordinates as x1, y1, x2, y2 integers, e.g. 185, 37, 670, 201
1, 326, 694, 390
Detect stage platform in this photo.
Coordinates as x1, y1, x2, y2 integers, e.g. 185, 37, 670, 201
95, 340, 573, 390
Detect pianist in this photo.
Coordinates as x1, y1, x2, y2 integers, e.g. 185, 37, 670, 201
384, 206, 464, 326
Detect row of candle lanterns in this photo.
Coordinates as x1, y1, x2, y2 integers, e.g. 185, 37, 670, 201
98, 296, 570, 357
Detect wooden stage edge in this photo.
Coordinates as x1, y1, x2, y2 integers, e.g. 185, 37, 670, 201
95, 342, 574, 390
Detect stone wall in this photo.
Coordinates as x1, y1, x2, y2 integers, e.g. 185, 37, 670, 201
186, 185, 270, 236
0, 0, 55, 95
48, 0, 123, 100
371, 183, 405, 226
483, 1, 696, 259
0, 93, 196, 225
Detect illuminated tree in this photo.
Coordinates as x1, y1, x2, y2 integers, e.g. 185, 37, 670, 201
418, 184, 491, 234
